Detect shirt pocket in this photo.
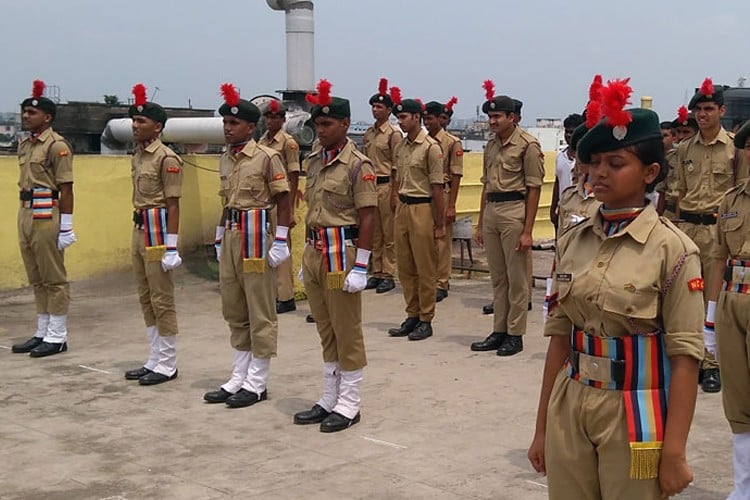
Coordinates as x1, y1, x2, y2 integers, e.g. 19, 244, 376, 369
603, 286, 659, 320
239, 176, 269, 204
712, 161, 734, 193
322, 176, 354, 210
137, 173, 162, 196
722, 216, 747, 256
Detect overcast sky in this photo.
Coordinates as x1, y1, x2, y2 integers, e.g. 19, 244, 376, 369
5, 0, 749, 124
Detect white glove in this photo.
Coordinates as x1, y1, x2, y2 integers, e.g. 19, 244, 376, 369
343, 248, 370, 293
703, 300, 717, 357
267, 226, 290, 268
57, 213, 77, 250
161, 234, 182, 271
297, 265, 304, 282
214, 225, 225, 262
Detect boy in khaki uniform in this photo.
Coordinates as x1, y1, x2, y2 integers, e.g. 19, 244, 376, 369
12, 80, 77, 358
293, 80, 376, 433
706, 120, 750, 499
658, 107, 695, 220
556, 123, 599, 234
259, 99, 300, 315
471, 82, 544, 357
124, 84, 184, 386
204, 84, 291, 409
423, 99, 463, 303
362, 78, 400, 294
386, 91, 445, 341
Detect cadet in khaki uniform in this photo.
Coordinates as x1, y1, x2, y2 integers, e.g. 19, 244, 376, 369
386, 90, 446, 341
706, 120, 750, 499
203, 84, 291, 408
362, 78, 401, 294
293, 80, 376, 433
659, 108, 697, 219
124, 84, 184, 386
423, 99, 463, 303
259, 99, 300, 315
675, 78, 748, 393
471, 82, 544, 357
556, 125, 599, 234
657, 119, 679, 220
12, 80, 77, 358
528, 97, 703, 499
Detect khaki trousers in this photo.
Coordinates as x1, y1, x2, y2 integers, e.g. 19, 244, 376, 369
394, 202, 438, 322
303, 244, 367, 371
371, 182, 396, 278
436, 191, 453, 292
717, 291, 750, 434
18, 205, 69, 315
483, 200, 528, 335
219, 229, 278, 358
132, 228, 178, 336
276, 235, 294, 302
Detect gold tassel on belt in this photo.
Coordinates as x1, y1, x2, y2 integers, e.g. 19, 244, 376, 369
326, 271, 346, 290
145, 245, 166, 262
629, 442, 662, 479
243, 258, 266, 274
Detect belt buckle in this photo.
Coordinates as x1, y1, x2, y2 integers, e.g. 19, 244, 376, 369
578, 352, 613, 383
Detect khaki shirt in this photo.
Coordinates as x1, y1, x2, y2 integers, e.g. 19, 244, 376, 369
305, 139, 377, 228
658, 149, 679, 202
546, 204, 704, 361
393, 129, 444, 197
219, 140, 289, 210
712, 180, 750, 261
17, 127, 73, 191
481, 125, 545, 193
259, 129, 301, 174
434, 128, 464, 184
675, 128, 745, 212
363, 120, 401, 177
557, 180, 600, 234
131, 139, 183, 209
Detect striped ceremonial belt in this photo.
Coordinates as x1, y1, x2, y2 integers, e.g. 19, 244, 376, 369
320, 227, 347, 290
142, 207, 168, 262
32, 188, 55, 219
723, 259, 750, 294
567, 328, 669, 480
240, 209, 267, 273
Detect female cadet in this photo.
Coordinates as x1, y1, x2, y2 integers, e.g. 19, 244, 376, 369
527, 78, 704, 499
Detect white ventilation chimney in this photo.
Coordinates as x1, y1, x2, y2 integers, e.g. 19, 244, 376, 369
267, 0, 314, 93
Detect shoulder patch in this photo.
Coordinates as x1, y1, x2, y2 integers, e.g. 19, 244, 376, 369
58, 149, 70, 157
362, 173, 376, 182
166, 166, 181, 174
288, 142, 298, 150
456, 150, 463, 157
273, 173, 286, 181
687, 277, 704, 292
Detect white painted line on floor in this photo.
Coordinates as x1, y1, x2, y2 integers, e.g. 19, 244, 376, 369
78, 364, 112, 374
0, 345, 11, 350
361, 436, 408, 449
525, 480, 548, 489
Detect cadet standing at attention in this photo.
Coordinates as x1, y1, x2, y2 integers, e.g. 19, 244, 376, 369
12, 80, 76, 358
124, 84, 184, 386
203, 84, 291, 408
293, 80, 376, 433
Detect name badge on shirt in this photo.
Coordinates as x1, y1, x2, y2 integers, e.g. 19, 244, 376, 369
556, 273, 572, 283
721, 211, 739, 219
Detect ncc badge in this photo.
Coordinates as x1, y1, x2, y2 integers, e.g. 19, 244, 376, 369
687, 278, 704, 292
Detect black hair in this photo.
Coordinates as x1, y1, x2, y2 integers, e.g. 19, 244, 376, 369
660, 121, 674, 130
625, 137, 666, 193
563, 113, 584, 129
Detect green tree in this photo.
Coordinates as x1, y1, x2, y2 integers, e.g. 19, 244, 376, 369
103, 95, 121, 106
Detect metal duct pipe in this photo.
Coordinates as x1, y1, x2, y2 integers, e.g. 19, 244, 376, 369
267, 0, 314, 92
101, 117, 224, 152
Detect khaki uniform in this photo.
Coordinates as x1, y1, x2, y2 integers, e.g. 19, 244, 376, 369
363, 120, 400, 279
433, 128, 464, 292
303, 139, 377, 371
545, 205, 704, 499
259, 129, 300, 303
659, 149, 679, 220
557, 179, 599, 234
481, 126, 544, 335
712, 180, 750, 434
17, 128, 73, 316
218, 140, 289, 357
131, 139, 183, 336
393, 129, 444, 322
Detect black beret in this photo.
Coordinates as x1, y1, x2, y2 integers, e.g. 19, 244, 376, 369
21, 96, 56, 119
263, 101, 287, 116
129, 102, 168, 126
219, 99, 261, 123
734, 120, 750, 149
482, 95, 515, 114
577, 108, 663, 164
671, 117, 698, 130
513, 99, 523, 114
688, 86, 725, 110
569, 123, 588, 152
311, 96, 350, 120
393, 99, 423, 115
369, 93, 393, 107
423, 101, 444, 117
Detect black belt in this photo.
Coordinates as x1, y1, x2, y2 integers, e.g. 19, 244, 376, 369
20, 189, 58, 201
663, 200, 676, 213
308, 227, 359, 241
569, 351, 626, 385
376, 176, 391, 185
398, 194, 431, 205
487, 191, 525, 203
681, 211, 717, 225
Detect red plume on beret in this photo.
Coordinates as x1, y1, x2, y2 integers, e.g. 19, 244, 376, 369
445, 96, 458, 111
415, 98, 425, 112
269, 99, 280, 113
378, 78, 388, 96
305, 79, 333, 106
132, 83, 147, 106
700, 78, 714, 97
585, 74, 603, 129
600, 78, 633, 128
32, 80, 46, 99
389, 86, 402, 106
220, 83, 240, 106
483, 80, 495, 101
677, 105, 689, 123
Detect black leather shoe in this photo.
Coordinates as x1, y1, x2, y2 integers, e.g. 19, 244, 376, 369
482, 303, 494, 315
375, 278, 396, 294
29, 341, 67, 358
497, 336, 523, 356
276, 299, 296, 314
203, 388, 233, 403
528, 301, 533, 311
294, 404, 330, 425
388, 317, 420, 337
138, 370, 179, 386
365, 277, 382, 290
125, 366, 153, 380
408, 321, 433, 341
306, 314, 316, 323
470, 332, 507, 351
320, 412, 360, 433
11, 336, 43, 353
701, 369, 721, 393
436, 289, 448, 303
226, 389, 267, 408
